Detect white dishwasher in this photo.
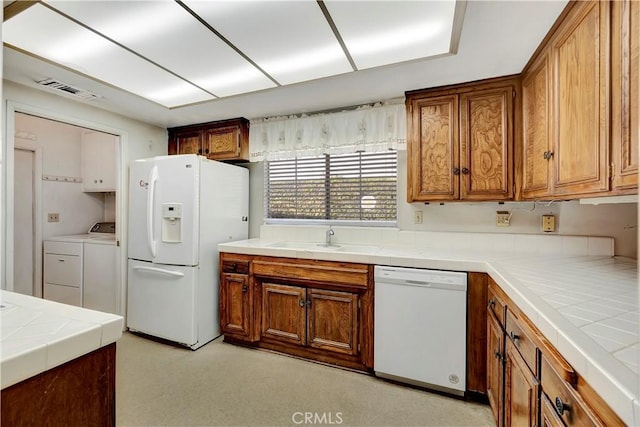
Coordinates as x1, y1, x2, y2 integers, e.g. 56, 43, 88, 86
374, 266, 467, 395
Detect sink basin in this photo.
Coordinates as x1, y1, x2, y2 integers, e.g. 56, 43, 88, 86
267, 241, 379, 254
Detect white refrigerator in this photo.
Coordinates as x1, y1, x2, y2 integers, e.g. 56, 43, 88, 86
127, 154, 248, 350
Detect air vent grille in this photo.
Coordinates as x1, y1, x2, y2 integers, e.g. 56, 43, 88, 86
36, 78, 100, 100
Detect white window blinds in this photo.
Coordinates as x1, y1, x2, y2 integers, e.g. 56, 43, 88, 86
265, 151, 397, 223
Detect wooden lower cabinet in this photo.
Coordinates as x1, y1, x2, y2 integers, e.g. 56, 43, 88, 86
307, 289, 359, 356
261, 283, 360, 356
220, 272, 252, 339
261, 283, 306, 345
486, 313, 504, 425
541, 394, 565, 427
220, 253, 372, 371
504, 339, 539, 427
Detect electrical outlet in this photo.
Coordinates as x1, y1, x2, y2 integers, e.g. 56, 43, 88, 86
496, 211, 510, 227
542, 214, 556, 232
48, 213, 60, 223
414, 210, 423, 224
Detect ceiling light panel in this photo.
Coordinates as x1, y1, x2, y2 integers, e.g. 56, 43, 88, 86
3, 3, 213, 107
183, 0, 352, 85
324, 0, 457, 70
45, 0, 276, 98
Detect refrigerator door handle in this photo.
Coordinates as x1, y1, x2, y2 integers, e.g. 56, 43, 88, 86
132, 265, 185, 278
147, 165, 158, 258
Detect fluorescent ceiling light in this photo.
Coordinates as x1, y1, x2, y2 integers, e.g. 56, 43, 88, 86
45, 0, 275, 98
3, 3, 214, 107
184, 0, 353, 85
3, 1, 463, 109
324, 0, 457, 69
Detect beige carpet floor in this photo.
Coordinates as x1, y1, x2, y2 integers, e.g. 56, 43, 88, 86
116, 332, 494, 427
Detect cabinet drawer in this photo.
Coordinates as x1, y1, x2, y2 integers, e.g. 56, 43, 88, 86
44, 283, 81, 306
541, 354, 604, 426
487, 282, 507, 326
505, 309, 538, 376
253, 259, 369, 289
44, 254, 81, 287
44, 241, 82, 256
221, 260, 249, 274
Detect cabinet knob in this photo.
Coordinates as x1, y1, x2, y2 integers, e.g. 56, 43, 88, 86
452, 167, 460, 175
555, 397, 569, 415
299, 299, 305, 307
205, 148, 209, 154
494, 351, 501, 359
242, 285, 247, 293
461, 167, 469, 174
543, 151, 555, 160
487, 298, 496, 310
198, 148, 203, 155
99, 179, 103, 183
509, 331, 520, 342
94, 179, 98, 184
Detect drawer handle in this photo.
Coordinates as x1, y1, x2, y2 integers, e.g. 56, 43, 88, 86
555, 397, 570, 415
509, 331, 520, 342
58, 259, 65, 262
487, 298, 496, 309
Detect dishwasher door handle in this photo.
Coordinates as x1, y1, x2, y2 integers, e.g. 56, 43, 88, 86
404, 280, 431, 286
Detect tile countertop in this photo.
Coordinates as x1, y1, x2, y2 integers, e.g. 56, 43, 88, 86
0, 290, 123, 389
219, 237, 639, 426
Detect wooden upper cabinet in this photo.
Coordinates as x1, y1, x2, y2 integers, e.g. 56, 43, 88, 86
611, 0, 639, 191
172, 129, 201, 156
168, 118, 249, 162
522, 53, 553, 198
551, 0, 610, 196
406, 76, 517, 202
307, 289, 359, 356
460, 87, 514, 200
407, 95, 459, 200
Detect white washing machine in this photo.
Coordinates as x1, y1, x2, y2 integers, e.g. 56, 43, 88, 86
43, 222, 118, 313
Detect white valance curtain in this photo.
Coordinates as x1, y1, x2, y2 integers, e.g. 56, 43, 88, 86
249, 101, 406, 162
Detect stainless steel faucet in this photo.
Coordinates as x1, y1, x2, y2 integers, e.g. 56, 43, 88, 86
325, 226, 335, 246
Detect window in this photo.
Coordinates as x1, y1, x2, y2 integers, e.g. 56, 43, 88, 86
265, 151, 397, 224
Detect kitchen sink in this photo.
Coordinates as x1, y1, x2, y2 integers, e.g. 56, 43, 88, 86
267, 241, 380, 254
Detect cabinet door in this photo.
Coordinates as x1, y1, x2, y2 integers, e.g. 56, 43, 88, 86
261, 283, 306, 346
504, 339, 539, 427
407, 95, 459, 201
203, 125, 240, 160
82, 131, 117, 192
173, 129, 202, 155
220, 273, 252, 340
551, 0, 610, 196
522, 54, 553, 198
487, 313, 504, 426
307, 289, 359, 356
611, 0, 639, 191
460, 87, 514, 200
541, 394, 565, 427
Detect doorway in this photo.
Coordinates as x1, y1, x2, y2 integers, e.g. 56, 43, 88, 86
12, 141, 42, 297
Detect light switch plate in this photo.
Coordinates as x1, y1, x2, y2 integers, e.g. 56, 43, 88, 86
414, 210, 423, 224
542, 214, 556, 232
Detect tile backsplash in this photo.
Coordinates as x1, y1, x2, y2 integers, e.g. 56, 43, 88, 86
260, 225, 615, 257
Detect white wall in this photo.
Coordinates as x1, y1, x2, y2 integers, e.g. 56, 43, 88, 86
2, 80, 167, 301
15, 113, 105, 238
248, 151, 638, 258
